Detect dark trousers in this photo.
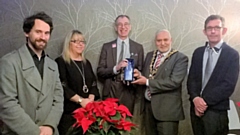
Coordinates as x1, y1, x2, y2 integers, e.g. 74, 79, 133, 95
144, 101, 179, 135
107, 81, 135, 114
190, 107, 229, 135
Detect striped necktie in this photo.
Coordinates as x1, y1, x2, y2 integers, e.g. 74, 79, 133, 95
154, 53, 163, 68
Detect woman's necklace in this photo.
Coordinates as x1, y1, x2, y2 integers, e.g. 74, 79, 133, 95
72, 60, 89, 93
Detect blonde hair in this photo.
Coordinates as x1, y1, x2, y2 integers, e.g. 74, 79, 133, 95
62, 30, 86, 64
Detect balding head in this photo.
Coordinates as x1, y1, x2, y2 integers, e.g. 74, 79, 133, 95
155, 29, 172, 39
155, 29, 172, 53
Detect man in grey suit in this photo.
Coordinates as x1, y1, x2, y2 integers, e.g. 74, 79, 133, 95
133, 30, 188, 135
97, 15, 144, 114
0, 12, 63, 135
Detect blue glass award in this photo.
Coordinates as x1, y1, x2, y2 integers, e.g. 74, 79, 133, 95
124, 58, 134, 81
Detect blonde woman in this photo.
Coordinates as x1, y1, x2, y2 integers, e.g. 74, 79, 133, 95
55, 30, 99, 135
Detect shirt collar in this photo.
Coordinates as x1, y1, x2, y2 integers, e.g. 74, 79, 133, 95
117, 37, 129, 45
206, 40, 223, 50
26, 43, 46, 59
158, 48, 171, 57
206, 40, 223, 53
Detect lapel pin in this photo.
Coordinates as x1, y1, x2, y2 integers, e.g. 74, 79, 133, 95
112, 43, 116, 48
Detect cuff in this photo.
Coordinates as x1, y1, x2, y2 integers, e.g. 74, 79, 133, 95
146, 79, 149, 86
113, 66, 119, 74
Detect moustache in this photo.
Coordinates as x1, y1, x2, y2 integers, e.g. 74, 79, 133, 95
36, 39, 47, 44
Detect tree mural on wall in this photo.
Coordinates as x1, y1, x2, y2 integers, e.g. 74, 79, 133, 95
141, 0, 201, 55
51, 0, 112, 62
0, 0, 37, 57
96, 0, 156, 54
193, 0, 240, 48
101, 0, 132, 19
1, 0, 240, 134
1, 0, 36, 21
144, 0, 179, 30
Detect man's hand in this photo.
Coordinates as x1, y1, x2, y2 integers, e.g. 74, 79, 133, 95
194, 107, 204, 117
39, 126, 53, 135
132, 75, 147, 85
133, 69, 141, 78
193, 97, 208, 113
116, 59, 128, 71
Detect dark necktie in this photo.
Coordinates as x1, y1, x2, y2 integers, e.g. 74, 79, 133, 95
118, 41, 124, 63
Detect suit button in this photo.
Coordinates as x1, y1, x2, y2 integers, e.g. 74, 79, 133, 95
36, 106, 41, 110
35, 120, 40, 124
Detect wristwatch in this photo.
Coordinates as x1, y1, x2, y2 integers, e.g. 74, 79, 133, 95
78, 98, 82, 104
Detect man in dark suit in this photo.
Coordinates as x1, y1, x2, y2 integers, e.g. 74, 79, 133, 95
132, 29, 188, 135
97, 15, 144, 114
187, 15, 239, 135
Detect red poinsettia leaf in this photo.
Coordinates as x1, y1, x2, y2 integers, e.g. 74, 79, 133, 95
104, 105, 116, 116
72, 108, 86, 126
117, 105, 132, 117
104, 98, 119, 103
73, 107, 86, 114
118, 120, 136, 131
70, 98, 136, 134
85, 102, 95, 111
237, 102, 240, 107
81, 117, 95, 134
93, 102, 106, 117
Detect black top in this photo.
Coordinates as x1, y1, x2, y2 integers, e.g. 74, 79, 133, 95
27, 44, 45, 79
55, 56, 100, 114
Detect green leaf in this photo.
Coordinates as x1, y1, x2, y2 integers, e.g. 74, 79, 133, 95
107, 130, 116, 135
111, 111, 121, 120
102, 121, 111, 133
125, 117, 131, 122
100, 129, 105, 135
97, 117, 102, 122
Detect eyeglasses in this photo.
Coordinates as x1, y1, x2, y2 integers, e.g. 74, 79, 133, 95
205, 26, 222, 31
116, 23, 130, 28
70, 40, 86, 44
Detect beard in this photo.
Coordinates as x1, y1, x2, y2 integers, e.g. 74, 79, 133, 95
29, 38, 48, 51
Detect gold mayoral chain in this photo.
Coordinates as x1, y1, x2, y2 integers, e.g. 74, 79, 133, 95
72, 60, 89, 93
148, 49, 178, 79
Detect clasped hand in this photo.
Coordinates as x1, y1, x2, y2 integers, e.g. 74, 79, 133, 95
193, 97, 208, 117
116, 59, 128, 71
131, 69, 147, 85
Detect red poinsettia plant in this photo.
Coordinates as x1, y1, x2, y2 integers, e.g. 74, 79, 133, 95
66, 98, 136, 135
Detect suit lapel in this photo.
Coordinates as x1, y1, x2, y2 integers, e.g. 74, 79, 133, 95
210, 43, 228, 80
129, 39, 139, 67
143, 52, 154, 78
129, 40, 134, 58
39, 57, 56, 102
19, 45, 42, 92
155, 49, 178, 77
112, 40, 117, 64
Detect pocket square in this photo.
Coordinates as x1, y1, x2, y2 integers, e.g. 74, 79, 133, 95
130, 53, 138, 56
